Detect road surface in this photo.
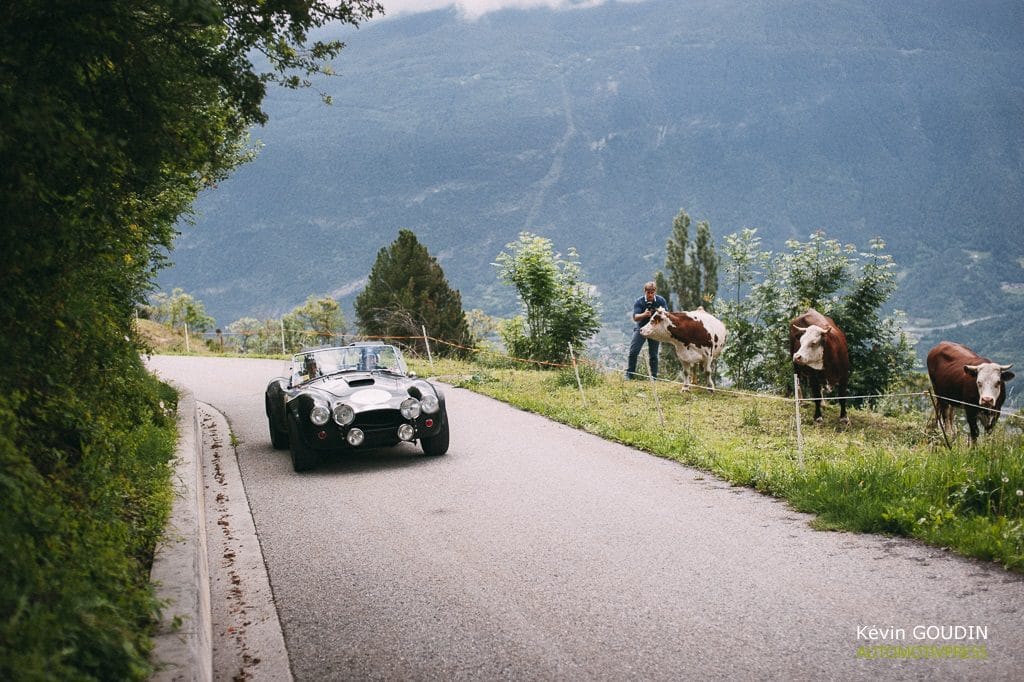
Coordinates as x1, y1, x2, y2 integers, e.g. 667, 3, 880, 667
147, 355, 1024, 680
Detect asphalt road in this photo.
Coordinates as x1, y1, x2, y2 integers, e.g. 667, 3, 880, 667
147, 355, 1024, 681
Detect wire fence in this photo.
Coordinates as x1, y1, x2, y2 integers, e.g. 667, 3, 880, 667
177, 325, 1023, 435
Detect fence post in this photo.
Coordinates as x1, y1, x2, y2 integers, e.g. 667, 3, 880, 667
184, 322, 191, 354
650, 371, 666, 427
280, 320, 286, 355
793, 374, 804, 469
421, 326, 434, 368
568, 343, 587, 408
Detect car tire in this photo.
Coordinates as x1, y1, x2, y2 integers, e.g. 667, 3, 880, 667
266, 396, 289, 449
420, 422, 450, 456
288, 417, 320, 472
269, 419, 289, 450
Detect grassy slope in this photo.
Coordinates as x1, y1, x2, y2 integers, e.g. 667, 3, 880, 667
411, 357, 1024, 572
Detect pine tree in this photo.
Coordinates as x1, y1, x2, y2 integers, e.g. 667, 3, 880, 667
355, 229, 470, 357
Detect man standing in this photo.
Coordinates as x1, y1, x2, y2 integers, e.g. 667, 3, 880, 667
626, 281, 668, 379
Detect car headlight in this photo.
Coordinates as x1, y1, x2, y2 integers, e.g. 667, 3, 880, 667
310, 404, 330, 426
397, 423, 415, 441
333, 403, 355, 426
347, 428, 365, 446
400, 397, 421, 420
420, 393, 440, 414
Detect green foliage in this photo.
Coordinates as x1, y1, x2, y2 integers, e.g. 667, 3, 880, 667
283, 295, 346, 350
0, 375, 178, 681
355, 229, 471, 357
664, 209, 719, 311
147, 287, 216, 333
718, 230, 916, 399
494, 232, 601, 364
1, 1, 381, 676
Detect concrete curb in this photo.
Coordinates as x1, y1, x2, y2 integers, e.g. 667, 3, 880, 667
150, 386, 213, 682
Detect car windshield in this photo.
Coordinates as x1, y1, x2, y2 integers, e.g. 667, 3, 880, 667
289, 345, 408, 385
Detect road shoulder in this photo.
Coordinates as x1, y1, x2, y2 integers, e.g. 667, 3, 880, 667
199, 402, 293, 682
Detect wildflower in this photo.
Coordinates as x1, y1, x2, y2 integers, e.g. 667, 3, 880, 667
917, 517, 926, 525
1017, 490, 1023, 497
1003, 476, 1010, 484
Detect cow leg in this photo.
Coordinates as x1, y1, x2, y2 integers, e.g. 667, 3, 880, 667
810, 375, 824, 424
678, 363, 692, 391
943, 404, 959, 440
980, 408, 999, 434
965, 408, 981, 445
673, 346, 692, 391
837, 383, 849, 426
703, 354, 716, 391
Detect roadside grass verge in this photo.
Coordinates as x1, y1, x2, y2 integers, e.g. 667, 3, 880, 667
413, 357, 1024, 572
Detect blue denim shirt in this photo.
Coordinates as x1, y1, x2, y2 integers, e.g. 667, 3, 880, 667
633, 294, 668, 330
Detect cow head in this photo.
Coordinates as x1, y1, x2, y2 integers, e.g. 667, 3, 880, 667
639, 307, 673, 342
964, 363, 1015, 408
792, 324, 832, 370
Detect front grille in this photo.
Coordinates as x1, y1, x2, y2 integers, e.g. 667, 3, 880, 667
354, 409, 402, 430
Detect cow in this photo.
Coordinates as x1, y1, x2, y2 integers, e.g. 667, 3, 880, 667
639, 306, 727, 390
790, 308, 850, 425
926, 341, 1014, 445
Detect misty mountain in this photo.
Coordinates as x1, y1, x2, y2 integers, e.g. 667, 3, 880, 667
157, 0, 1024, 370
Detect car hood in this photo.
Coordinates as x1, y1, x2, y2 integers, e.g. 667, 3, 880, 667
293, 372, 435, 405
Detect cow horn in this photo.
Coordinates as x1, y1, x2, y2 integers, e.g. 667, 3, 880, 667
964, 364, 980, 376
793, 324, 807, 332
1000, 363, 1013, 371
821, 325, 832, 334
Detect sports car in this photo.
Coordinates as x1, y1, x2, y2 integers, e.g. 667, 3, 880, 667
265, 342, 450, 471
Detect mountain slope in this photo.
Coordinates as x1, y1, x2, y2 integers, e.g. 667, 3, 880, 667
158, 0, 1024, 368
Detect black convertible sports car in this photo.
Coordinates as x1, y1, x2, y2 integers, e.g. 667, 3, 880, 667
265, 343, 450, 471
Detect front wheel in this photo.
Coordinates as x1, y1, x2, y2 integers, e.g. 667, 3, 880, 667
289, 417, 320, 472
269, 419, 289, 450
420, 423, 450, 456
266, 396, 289, 449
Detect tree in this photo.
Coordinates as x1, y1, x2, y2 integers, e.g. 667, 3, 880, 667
283, 295, 345, 349
718, 230, 915, 399
717, 228, 769, 387
494, 232, 601, 364
664, 209, 719, 311
0, 2, 382, 678
355, 229, 470, 357
665, 209, 695, 309
149, 288, 216, 332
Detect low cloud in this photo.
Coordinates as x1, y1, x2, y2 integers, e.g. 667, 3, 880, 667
379, 0, 636, 21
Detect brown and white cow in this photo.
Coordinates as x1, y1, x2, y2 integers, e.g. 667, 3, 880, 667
639, 306, 727, 390
926, 341, 1014, 445
790, 308, 850, 425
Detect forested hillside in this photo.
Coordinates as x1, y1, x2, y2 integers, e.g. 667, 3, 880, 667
157, 0, 1024, 370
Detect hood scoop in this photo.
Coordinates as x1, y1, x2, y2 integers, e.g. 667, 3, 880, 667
346, 377, 376, 387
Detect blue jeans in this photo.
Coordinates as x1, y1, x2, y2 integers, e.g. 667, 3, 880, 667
626, 329, 659, 379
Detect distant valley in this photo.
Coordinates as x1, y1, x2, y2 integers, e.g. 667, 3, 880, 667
157, 0, 1024, 372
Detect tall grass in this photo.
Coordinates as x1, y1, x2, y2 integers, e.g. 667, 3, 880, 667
416, 357, 1024, 571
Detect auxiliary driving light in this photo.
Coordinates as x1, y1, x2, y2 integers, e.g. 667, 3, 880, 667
346, 428, 365, 446
400, 397, 421, 420
310, 404, 330, 426
397, 423, 415, 441
420, 394, 440, 414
